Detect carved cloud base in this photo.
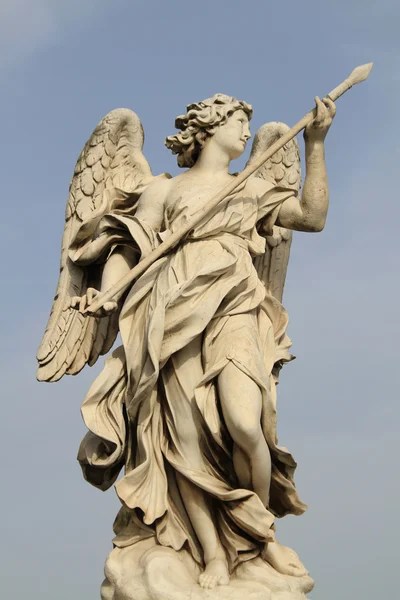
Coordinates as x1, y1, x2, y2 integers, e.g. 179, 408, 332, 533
100, 539, 314, 600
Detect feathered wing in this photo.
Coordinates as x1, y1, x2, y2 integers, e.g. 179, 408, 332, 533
247, 122, 301, 302
37, 109, 153, 382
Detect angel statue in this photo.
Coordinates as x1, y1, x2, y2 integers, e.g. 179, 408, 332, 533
37, 92, 336, 598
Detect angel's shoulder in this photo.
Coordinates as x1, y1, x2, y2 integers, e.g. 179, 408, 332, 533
139, 173, 172, 206
135, 174, 172, 222
163, 171, 197, 209
145, 173, 173, 196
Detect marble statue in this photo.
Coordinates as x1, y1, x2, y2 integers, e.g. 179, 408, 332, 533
37, 66, 372, 600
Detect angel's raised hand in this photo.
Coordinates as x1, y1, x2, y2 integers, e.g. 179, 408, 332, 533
70, 288, 118, 318
304, 96, 336, 142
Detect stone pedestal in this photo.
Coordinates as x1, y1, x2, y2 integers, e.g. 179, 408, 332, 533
101, 539, 314, 600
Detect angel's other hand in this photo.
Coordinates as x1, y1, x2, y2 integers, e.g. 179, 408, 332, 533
70, 288, 118, 318
304, 96, 336, 142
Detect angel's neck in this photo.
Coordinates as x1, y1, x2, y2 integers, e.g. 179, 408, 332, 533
191, 144, 230, 176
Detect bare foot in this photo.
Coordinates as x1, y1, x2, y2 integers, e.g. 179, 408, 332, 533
198, 557, 230, 589
262, 541, 308, 577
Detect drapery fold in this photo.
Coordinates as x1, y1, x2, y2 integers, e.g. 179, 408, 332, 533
76, 178, 306, 567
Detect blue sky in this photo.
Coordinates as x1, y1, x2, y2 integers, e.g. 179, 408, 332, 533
1, 1, 399, 598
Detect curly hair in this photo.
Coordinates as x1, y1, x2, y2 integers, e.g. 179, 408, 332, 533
165, 93, 252, 168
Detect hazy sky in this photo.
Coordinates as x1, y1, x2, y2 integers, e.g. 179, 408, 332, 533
1, 1, 399, 598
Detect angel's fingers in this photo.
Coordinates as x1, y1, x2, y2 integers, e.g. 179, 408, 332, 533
79, 295, 87, 313
86, 288, 98, 304
103, 301, 118, 314
70, 296, 81, 309
323, 97, 336, 118
86, 308, 103, 317
314, 96, 328, 123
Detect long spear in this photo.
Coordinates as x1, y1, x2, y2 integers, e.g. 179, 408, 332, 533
86, 63, 373, 315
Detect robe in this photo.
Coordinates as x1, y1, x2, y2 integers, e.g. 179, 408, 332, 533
73, 176, 307, 567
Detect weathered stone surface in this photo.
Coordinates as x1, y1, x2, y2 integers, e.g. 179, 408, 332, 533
101, 539, 314, 600
37, 73, 372, 595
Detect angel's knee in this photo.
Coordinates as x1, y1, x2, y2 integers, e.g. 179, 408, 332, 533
229, 418, 264, 455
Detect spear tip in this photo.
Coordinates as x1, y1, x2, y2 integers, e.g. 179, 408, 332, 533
349, 62, 374, 86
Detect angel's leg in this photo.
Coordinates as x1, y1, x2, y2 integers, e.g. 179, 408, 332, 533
218, 361, 271, 507
218, 362, 307, 577
175, 474, 229, 588
233, 444, 252, 489
165, 337, 229, 589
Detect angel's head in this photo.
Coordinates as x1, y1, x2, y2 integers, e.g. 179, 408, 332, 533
165, 93, 253, 168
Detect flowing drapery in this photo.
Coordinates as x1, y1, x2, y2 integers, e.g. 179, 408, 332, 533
74, 178, 307, 567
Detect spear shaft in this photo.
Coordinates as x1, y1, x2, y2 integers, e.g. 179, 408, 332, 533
87, 63, 373, 314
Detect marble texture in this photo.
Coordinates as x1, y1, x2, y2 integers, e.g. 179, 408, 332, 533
36, 81, 366, 597
100, 539, 314, 600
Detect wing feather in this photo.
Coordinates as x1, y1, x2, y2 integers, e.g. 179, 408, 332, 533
37, 109, 152, 382
88, 318, 108, 367
247, 122, 301, 303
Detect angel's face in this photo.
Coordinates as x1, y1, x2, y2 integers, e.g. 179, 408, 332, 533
210, 109, 251, 160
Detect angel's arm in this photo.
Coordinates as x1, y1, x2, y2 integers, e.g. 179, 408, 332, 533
96, 177, 170, 291
100, 247, 137, 293
78, 178, 170, 315
276, 97, 336, 233
99, 179, 169, 295
276, 139, 328, 232
134, 176, 170, 231
73, 245, 137, 314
